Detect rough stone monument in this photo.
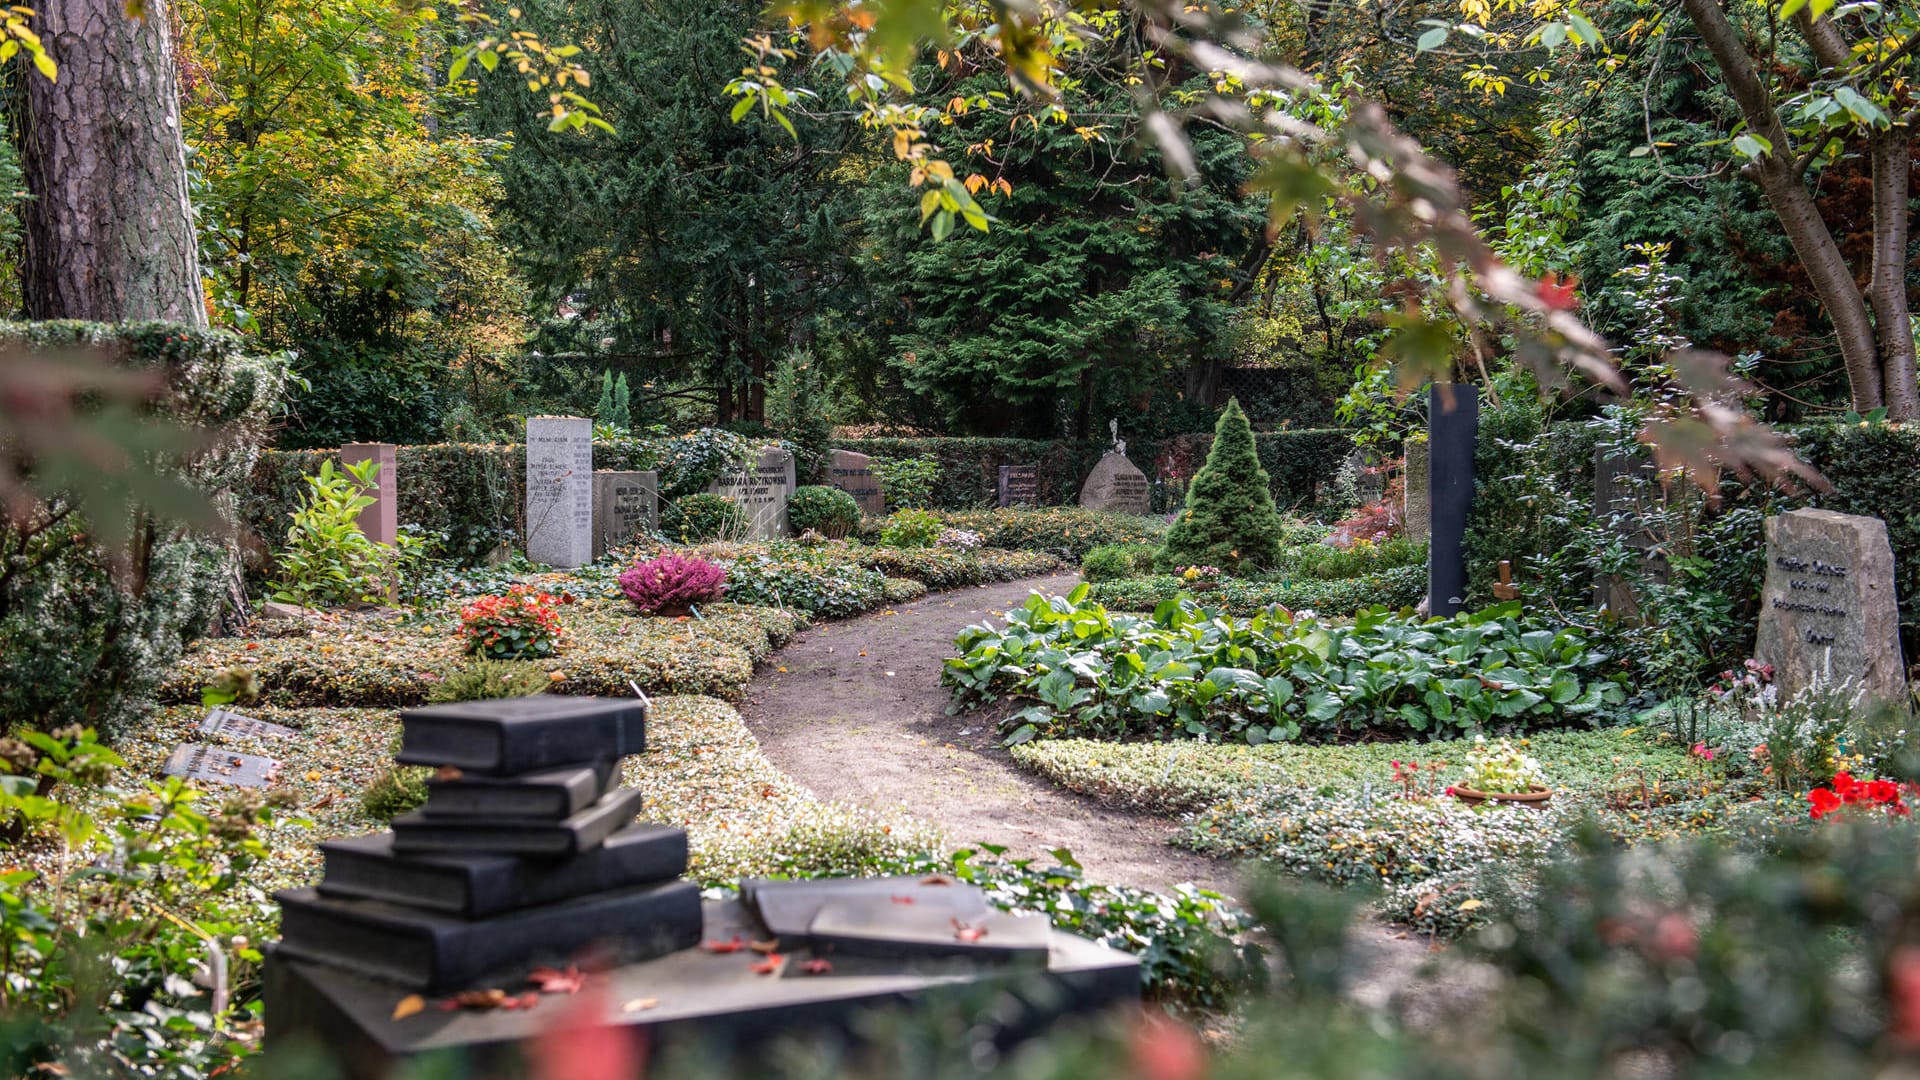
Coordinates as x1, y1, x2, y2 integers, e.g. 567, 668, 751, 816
340, 443, 398, 546
1079, 421, 1151, 515
998, 464, 1039, 507
1754, 508, 1906, 707
709, 447, 796, 540
592, 470, 659, 559
1402, 439, 1430, 545
525, 417, 594, 568
826, 450, 884, 516
1427, 383, 1479, 617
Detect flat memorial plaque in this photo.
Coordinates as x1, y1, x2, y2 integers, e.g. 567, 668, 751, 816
163, 743, 282, 788
200, 708, 297, 740
808, 900, 1050, 963
742, 876, 990, 940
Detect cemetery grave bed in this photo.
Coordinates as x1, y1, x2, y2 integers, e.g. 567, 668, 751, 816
1086, 566, 1426, 618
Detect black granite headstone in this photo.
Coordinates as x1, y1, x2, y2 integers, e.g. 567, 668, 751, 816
200, 708, 298, 740
1427, 383, 1479, 617
997, 465, 1039, 508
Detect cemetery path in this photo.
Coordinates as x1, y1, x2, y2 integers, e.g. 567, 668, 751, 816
739, 572, 1447, 1011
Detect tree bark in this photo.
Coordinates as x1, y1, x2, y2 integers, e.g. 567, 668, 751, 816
1868, 124, 1918, 417
21, 0, 206, 326
1682, 0, 1890, 412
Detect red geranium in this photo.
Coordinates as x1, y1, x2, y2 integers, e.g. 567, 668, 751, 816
1808, 771, 1919, 820
459, 585, 566, 660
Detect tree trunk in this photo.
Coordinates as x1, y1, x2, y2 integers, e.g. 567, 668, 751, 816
1868, 124, 1918, 417
20, 0, 206, 326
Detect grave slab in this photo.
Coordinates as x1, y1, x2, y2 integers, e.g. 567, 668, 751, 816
998, 464, 1039, 508
1754, 507, 1906, 706
162, 744, 282, 788
1078, 453, 1151, 515
591, 470, 659, 559
525, 416, 594, 568
200, 707, 297, 740
826, 450, 885, 516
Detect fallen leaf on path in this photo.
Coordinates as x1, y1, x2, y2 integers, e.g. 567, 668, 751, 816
391, 995, 425, 1020
702, 935, 746, 954
800, 958, 833, 975
750, 954, 785, 975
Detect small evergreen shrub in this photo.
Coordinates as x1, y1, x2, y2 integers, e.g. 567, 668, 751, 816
427, 660, 551, 703
787, 485, 862, 539
869, 455, 939, 509
1081, 543, 1158, 582
618, 553, 728, 615
880, 508, 943, 549
458, 586, 567, 659
361, 765, 429, 822
1157, 398, 1287, 575
662, 492, 746, 542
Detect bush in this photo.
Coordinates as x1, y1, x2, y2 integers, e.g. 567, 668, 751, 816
361, 764, 429, 822
705, 549, 886, 619
946, 588, 1625, 745
1086, 565, 1427, 617
427, 660, 553, 703
662, 492, 747, 542
880, 507, 943, 549
1282, 535, 1426, 580
1080, 543, 1158, 582
1157, 398, 1287, 575
787, 485, 862, 538
883, 578, 929, 603
458, 586, 567, 660
868, 454, 940, 509
270, 458, 424, 607
617, 553, 727, 615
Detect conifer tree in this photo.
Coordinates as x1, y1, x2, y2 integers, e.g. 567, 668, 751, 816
594, 370, 614, 427
611, 373, 633, 431
1158, 399, 1285, 575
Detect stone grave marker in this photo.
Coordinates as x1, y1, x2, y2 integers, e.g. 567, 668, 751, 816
1591, 446, 1667, 616
1402, 439, 1430, 545
1427, 383, 1479, 617
525, 416, 594, 568
163, 744, 282, 788
1079, 455, 1151, 515
1754, 508, 1906, 706
592, 470, 659, 559
826, 450, 885, 516
200, 708, 297, 740
1345, 447, 1385, 505
998, 464, 1039, 507
709, 447, 796, 540
340, 443, 398, 546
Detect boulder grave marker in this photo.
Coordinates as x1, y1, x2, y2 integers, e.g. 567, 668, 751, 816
1754, 507, 1906, 707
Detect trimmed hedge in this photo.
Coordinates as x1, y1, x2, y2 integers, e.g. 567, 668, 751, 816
856, 508, 1166, 562
1086, 565, 1427, 617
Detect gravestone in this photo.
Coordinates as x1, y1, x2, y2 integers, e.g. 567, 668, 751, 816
826, 450, 884, 516
1591, 446, 1667, 617
998, 464, 1039, 508
709, 448, 795, 540
200, 708, 297, 740
525, 417, 594, 568
1402, 440, 1430, 545
1345, 448, 1385, 505
163, 744, 282, 788
1079, 454, 1151, 515
1427, 383, 1479, 617
340, 443, 398, 546
592, 470, 659, 559
1754, 508, 1906, 706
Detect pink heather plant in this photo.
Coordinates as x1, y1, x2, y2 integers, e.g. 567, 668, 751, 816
618, 553, 726, 615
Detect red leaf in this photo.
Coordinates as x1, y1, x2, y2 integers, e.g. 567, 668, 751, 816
702, 935, 746, 954
800, 958, 833, 975
890, 895, 916, 905
529, 965, 585, 994
919, 875, 953, 886
749, 954, 786, 975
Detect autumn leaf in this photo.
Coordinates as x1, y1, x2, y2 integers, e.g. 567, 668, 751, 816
952, 918, 987, 942
920, 875, 954, 886
750, 954, 786, 975
391, 994, 426, 1020
702, 935, 746, 954
800, 958, 833, 975
528, 965, 585, 994
447, 988, 509, 1010
750, 938, 781, 954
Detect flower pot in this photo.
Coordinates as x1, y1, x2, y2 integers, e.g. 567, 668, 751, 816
1451, 784, 1553, 809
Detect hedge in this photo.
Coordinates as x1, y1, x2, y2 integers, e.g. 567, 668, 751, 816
1085, 565, 1427, 617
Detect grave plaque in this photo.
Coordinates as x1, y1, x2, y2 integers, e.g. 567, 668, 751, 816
525, 416, 594, 568
998, 464, 1039, 508
825, 450, 885, 516
199, 708, 297, 740
1427, 383, 1479, 617
163, 744, 282, 788
709, 447, 795, 540
592, 470, 659, 559
340, 443, 398, 546
1078, 453, 1151, 515
1754, 508, 1906, 706
1402, 439, 1430, 545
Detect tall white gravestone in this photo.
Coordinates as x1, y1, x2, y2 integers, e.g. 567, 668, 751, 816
525, 416, 594, 568
709, 447, 796, 540
1754, 508, 1906, 707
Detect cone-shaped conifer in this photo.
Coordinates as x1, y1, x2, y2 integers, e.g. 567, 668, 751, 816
1157, 398, 1285, 575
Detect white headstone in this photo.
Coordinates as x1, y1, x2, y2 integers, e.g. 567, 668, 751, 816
709, 447, 796, 540
525, 416, 594, 568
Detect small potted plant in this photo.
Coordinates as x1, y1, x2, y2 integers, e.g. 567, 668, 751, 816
1449, 736, 1552, 808
1178, 565, 1222, 592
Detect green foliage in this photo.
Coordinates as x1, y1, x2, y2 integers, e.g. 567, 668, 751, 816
360, 764, 429, 822
706, 547, 889, 619
857, 507, 1164, 562
1156, 400, 1287, 575
270, 459, 423, 607
1085, 566, 1427, 617
766, 353, 832, 484
1282, 535, 1427, 580
947, 588, 1624, 745
879, 508, 943, 549
1080, 543, 1158, 583
426, 660, 551, 703
662, 493, 748, 543
786, 485, 862, 539
595, 369, 615, 426
611, 373, 633, 431
848, 546, 1061, 590
868, 454, 939, 510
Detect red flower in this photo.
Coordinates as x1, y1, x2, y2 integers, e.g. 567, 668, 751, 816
1536, 272, 1579, 311
1809, 787, 1842, 819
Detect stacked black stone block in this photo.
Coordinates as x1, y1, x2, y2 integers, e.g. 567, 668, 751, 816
272, 696, 701, 994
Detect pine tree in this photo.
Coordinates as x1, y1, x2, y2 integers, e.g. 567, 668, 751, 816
594, 370, 615, 427
611, 373, 633, 431
1158, 399, 1285, 575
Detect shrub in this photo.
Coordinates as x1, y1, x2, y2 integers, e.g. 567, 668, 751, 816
869, 455, 939, 509
270, 458, 423, 607
883, 578, 929, 603
946, 588, 1625, 745
427, 660, 551, 703
458, 585, 567, 659
1282, 535, 1426, 580
705, 550, 883, 619
1086, 565, 1426, 617
937, 528, 983, 551
787, 485, 862, 538
1081, 543, 1157, 582
858, 507, 1162, 561
880, 507, 943, 549
361, 764, 429, 822
661, 492, 747, 542
1157, 399, 1287, 575
853, 546, 1061, 589
618, 553, 727, 615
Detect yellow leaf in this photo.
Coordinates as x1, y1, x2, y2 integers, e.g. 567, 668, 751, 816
392, 994, 426, 1020
1457, 899, 1484, 912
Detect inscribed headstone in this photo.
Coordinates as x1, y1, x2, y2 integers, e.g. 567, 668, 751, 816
163, 744, 282, 788
1427, 383, 1479, 617
200, 708, 297, 740
340, 443, 398, 546
998, 464, 1039, 508
525, 417, 594, 568
1078, 454, 1151, 515
592, 470, 659, 559
709, 447, 796, 540
826, 450, 885, 516
1402, 440, 1430, 545
1754, 508, 1906, 707
1590, 446, 1668, 617
1345, 448, 1385, 505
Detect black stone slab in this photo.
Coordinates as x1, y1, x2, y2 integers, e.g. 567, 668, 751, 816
419, 759, 615, 821
395, 696, 646, 775
274, 877, 702, 993
1427, 382, 1479, 617
263, 900, 1140, 1079
316, 823, 688, 918
389, 787, 642, 857
200, 708, 298, 740
808, 900, 1050, 963
741, 876, 990, 940
162, 743, 281, 788
997, 464, 1039, 508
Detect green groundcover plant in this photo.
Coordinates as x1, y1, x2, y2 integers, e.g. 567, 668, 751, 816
947, 587, 1625, 745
